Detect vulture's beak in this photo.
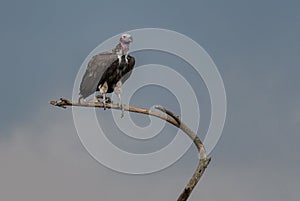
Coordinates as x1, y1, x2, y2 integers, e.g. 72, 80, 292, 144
128, 36, 133, 43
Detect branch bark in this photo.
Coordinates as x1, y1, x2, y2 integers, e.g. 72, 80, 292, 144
50, 98, 211, 201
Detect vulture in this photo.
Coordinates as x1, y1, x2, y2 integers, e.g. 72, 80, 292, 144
79, 33, 135, 116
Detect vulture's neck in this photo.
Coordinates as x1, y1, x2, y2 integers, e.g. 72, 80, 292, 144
120, 42, 129, 55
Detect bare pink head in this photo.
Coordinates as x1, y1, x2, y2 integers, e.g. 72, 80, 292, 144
120, 33, 133, 54
120, 33, 133, 44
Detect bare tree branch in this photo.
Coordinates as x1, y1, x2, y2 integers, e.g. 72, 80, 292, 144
50, 98, 211, 201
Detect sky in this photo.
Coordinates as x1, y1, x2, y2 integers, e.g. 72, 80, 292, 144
0, 0, 299, 200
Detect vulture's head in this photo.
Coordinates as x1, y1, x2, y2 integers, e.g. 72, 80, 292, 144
120, 33, 133, 44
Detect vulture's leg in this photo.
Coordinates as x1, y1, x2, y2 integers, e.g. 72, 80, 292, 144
96, 95, 111, 103
95, 94, 103, 100
99, 82, 108, 110
114, 81, 124, 118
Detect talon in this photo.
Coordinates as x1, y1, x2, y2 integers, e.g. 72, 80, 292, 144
106, 97, 112, 103
96, 94, 103, 99
96, 95, 111, 103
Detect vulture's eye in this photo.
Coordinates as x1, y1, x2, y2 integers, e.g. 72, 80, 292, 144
122, 35, 126, 38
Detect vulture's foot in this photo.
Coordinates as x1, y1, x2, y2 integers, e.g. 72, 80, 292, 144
103, 103, 107, 110
95, 95, 111, 103
103, 94, 107, 110
105, 97, 112, 103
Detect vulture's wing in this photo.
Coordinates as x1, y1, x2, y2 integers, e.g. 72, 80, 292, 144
79, 51, 118, 99
121, 55, 135, 84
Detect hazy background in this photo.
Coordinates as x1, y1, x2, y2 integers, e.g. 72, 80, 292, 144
0, 0, 299, 200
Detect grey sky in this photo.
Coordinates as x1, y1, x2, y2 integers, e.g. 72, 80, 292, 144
0, 0, 299, 200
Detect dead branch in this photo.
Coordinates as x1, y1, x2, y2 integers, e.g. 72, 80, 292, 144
50, 98, 211, 201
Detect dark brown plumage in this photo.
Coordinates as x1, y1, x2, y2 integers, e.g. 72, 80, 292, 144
79, 33, 134, 104
97, 55, 135, 94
